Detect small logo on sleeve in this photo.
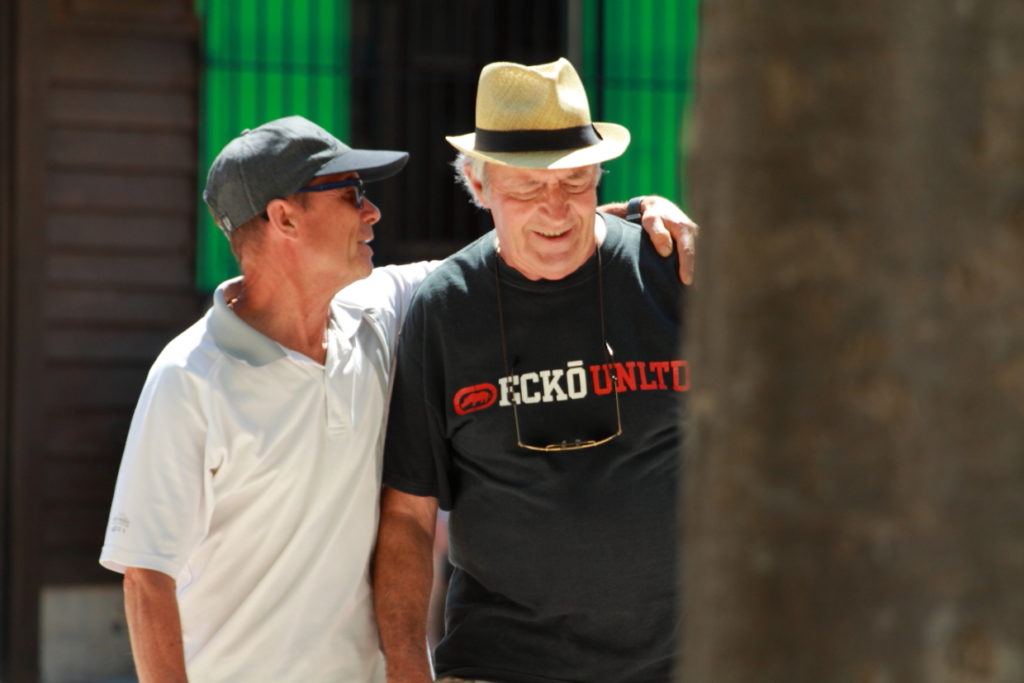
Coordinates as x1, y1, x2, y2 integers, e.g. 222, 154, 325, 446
109, 514, 131, 534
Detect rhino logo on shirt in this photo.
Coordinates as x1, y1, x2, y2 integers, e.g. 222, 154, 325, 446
453, 383, 498, 415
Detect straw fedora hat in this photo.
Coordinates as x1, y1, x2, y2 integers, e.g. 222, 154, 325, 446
446, 58, 630, 169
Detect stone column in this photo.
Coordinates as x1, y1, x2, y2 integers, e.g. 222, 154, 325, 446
681, 1, 1024, 680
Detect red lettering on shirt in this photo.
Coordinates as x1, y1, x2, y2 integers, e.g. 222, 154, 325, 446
460, 360, 688, 413
589, 364, 616, 396
637, 362, 660, 391
614, 362, 637, 393
648, 361, 671, 390
670, 361, 690, 392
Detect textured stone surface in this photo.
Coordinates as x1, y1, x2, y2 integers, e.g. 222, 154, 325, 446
681, 1, 1024, 681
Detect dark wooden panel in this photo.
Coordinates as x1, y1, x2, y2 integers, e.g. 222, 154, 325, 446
9, 2, 197, 678
0, 0, 14, 671
50, 127, 195, 172
44, 288, 201, 326
44, 413, 133, 457
50, 33, 196, 87
42, 550, 113, 585
44, 366, 148, 411
42, 456, 119, 505
41, 454, 126, 585
55, 0, 195, 25
10, 0, 52, 677
48, 213, 193, 250
37, 2, 199, 604
48, 251, 193, 287
51, 85, 195, 130
48, 169, 194, 213
43, 456, 121, 504
42, 504, 108, 553
46, 327, 179, 363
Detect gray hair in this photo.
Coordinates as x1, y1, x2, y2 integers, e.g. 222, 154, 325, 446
452, 152, 489, 209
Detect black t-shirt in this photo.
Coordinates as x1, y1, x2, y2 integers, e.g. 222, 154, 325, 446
384, 215, 687, 682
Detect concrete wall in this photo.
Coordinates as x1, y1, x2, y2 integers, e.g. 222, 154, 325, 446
40, 586, 134, 683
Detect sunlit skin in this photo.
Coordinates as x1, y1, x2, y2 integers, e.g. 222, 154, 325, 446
468, 163, 604, 281
289, 171, 383, 291
223, 171, 382, 363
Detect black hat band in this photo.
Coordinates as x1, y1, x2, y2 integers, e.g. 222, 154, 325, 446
473, 124, 603, 153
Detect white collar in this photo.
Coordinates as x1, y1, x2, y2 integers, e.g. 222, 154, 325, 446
207, 277, 365, 366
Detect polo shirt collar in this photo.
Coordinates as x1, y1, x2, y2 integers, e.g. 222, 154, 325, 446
207, 277, 364, 367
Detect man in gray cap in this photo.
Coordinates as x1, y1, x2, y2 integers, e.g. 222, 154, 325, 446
99, 114, 695, 682
375, 59, 689, 682
99, 115, 430, 682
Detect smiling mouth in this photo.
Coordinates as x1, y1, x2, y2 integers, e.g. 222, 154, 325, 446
536, 229, 569, 238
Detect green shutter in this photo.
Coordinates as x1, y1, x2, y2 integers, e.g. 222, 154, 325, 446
195, 0, 352, 292
582, 0, 700, 209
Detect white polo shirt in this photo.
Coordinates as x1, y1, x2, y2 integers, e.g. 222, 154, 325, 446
100, 264, 432, 683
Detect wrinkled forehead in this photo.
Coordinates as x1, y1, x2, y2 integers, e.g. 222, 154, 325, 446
490, 163, 599, 185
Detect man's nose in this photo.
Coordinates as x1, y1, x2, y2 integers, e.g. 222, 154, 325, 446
540, 184, 571, 214
361, 197, 382, 224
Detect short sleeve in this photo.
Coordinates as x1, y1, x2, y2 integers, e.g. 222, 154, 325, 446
336, 261, 441, 354
381, 299, 454, 509
99, 360, 212, 579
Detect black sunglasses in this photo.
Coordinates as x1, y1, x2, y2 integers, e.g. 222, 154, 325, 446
260, 178, 367, 221
295, 177, 366, 208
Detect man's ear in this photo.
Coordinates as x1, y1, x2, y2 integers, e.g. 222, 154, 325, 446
465, 163, 490, 209
264, 198, 300, 237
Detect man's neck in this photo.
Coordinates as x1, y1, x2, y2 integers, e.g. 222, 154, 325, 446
225, 274, 336, 365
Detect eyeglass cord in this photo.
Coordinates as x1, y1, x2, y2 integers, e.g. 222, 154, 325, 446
494, 242, 617, 449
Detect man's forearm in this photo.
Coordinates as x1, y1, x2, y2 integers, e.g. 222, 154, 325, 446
374, 489, 437, 683
124, 567, 188, 683
597, 199, 631, 218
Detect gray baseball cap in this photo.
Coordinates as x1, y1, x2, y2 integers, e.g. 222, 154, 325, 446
203, 115, 409, 234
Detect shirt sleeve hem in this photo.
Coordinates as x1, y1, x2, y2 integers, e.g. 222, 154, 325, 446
382, 476, 438, 499
99, 546, 183, 579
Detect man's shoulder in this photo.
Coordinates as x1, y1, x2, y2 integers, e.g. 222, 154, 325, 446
415, 232, 494, 299
148, 313, 223, 382
601, 211, 644, 251
602, 212, 680, 276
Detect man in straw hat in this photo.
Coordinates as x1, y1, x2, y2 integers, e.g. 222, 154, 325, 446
375, 59, 690, 682
99, 111, 693, 681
